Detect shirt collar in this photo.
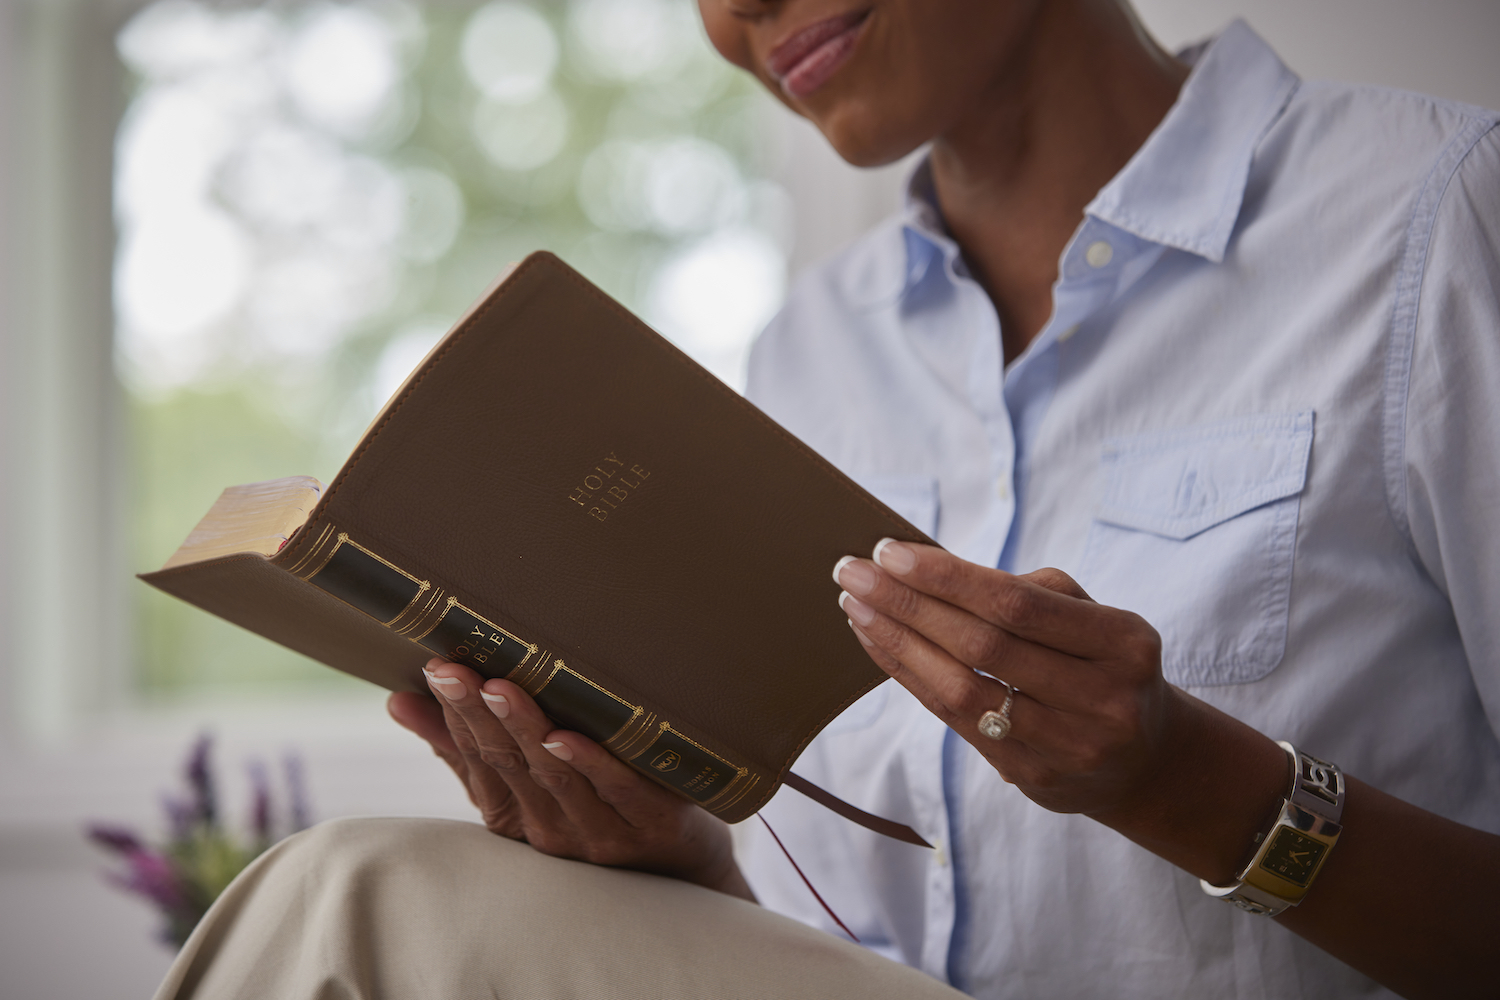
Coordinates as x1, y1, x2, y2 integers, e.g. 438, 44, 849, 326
896, 18, 1300, 290
1085, 19, 1298, 262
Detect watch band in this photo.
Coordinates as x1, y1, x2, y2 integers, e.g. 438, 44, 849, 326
1200, 741, 1345, 915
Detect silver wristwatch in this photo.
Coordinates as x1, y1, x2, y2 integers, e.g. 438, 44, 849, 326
1200, 741, 1345, 915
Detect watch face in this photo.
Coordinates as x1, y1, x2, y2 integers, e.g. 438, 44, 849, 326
1259, 826, 1327, 887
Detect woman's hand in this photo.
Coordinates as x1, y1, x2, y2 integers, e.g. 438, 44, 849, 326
388, 659, 753, 900
833, 538, 1289, 881
834, 539, 1500, 1000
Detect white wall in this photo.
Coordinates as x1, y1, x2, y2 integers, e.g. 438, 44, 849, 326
769, 0, 1500, 277
1136, 0, 1500, 111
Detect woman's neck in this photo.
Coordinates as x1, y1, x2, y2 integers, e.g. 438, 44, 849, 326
929, 1, 1188, 362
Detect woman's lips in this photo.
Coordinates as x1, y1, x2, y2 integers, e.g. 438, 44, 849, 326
766, 9, 871, 100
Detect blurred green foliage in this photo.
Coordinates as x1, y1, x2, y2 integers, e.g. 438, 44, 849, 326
126, 0, 773, 701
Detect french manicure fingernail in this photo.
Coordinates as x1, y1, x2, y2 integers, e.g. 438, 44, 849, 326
832, 555, 856, 585
427, 674, 465, 700
839, 590, 877, 627
542, 741, 573, 762
480, 690, 510, 718
873, 538, 917, 575
849, 618, 876, 647
834, 556, 878, 595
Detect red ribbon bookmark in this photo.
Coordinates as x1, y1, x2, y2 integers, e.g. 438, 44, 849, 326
758, 814, 861, 944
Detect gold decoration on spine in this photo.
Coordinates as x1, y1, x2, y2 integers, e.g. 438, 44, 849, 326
509, 653, 554, 693
654, 721, 737, 771
537, 664, 641, 744
600, 707, 648, 754
391, 585, 448, 636
413, 596, 540, 680
285, 528, 756, 809
706, 774, 761, 815
284, 523, 337, 577
327, 534, 429, 626
612, 711, 662, 760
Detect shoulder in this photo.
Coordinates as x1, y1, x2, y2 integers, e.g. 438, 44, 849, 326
1372, 93, 1500, 552
1256, 79, 1498, 209
1285, 77, 1496, 133
1405, 120, 1500, 367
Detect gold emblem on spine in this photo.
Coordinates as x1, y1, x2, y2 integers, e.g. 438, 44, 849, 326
649, 750, 681, 772
626, 722, 747, 795
622, 721, 752, 813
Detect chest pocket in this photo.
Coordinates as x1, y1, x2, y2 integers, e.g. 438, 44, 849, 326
1077, 412, 1313, 686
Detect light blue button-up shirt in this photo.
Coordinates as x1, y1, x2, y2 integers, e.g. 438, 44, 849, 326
736, 21, 1500, 999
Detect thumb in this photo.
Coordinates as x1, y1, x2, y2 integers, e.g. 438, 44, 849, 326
388, 691, 464, 766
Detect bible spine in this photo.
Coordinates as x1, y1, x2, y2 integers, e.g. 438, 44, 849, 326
281, 522, 766, 818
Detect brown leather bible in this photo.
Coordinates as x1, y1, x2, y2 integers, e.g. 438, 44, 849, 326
141, 252, 931, 841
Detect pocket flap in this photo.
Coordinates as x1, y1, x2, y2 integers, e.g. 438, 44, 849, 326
1096, 411, 1313, 540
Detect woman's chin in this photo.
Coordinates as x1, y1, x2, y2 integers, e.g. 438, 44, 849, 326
811, 105, 931, 169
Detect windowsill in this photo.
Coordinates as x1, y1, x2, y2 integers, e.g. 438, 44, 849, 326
0, 689, 477, 841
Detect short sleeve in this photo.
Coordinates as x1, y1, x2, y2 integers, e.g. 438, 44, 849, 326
1403, 122, 1500, 734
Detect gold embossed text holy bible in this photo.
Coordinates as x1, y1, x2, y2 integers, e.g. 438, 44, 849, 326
141, 252, 931, 839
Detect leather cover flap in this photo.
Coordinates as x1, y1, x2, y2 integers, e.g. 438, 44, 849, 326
144, 252, 933, 824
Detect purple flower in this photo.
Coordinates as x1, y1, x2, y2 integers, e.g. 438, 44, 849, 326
87, 823, 145, 856
185, 732, 217, 827
110, 848, 187, 913
87, 823, 194, 944
284, 752, 310, 832
86, 733, 315, 950
162, 795, 195, 841
248, 760, 272, 845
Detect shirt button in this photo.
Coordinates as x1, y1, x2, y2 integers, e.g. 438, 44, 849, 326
1085, 240, 1114, 268
1057, 323, 1080, 343
996, 479, 1011, 502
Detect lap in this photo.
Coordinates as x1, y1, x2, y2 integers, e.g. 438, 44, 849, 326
155, 817, 966, 1000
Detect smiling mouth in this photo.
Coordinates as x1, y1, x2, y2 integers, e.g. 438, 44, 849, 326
766, 8, 872, 100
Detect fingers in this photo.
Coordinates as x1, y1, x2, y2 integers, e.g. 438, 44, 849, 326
535, 724, 693, 829
467, 676, 624, 834
844, 605, 1072, 761
836, 558, 1079, 705
423, 662, 580, 832
838, 544, 1176, 818
389, 688, 493, 812
417, 658, 736, 885
387, 689, 461, 759
860, 540, 1134, 662
425, 660, 683, 856
420, 663, 537, 835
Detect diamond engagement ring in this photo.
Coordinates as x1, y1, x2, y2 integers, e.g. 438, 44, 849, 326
977, 681, 1016, 740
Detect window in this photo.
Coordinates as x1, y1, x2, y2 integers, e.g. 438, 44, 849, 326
118, 0, 793, 703
0, 0, 907, 741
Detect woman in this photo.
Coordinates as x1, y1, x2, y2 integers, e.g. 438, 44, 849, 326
154, 1, 1500, 998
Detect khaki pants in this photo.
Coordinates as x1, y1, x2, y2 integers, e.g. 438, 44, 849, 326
152, 817, 968, 1000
